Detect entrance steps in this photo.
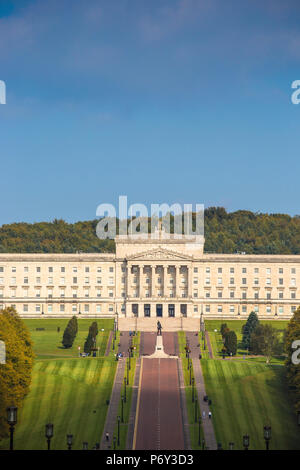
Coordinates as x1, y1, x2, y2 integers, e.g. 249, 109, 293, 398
118, 317, 201, 332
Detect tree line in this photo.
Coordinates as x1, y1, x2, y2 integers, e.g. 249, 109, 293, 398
0, 308, 34, 440
0, 207, 300, 253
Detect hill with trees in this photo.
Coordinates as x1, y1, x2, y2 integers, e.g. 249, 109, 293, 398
0, 207, 299, 254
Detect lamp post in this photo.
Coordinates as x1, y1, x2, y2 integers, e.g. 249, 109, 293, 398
263, 425, 271, 450
67, 434, 73, 450
45, 423, 54, 450
189, 364, 192, 385
126, 358, 129, 385
82, 442, 88, 450
124, 376, 127, 402
113, 436, 116, 450
229, 442, 234, 450
194, 396, 198, 423
198, 417, 201, 446
128, 349, 131, 370
6, 406, 17, 451
121, 396, 124, 423
117, 416, 120, 446
243, 434, 249, 450
192, 377, 195, 403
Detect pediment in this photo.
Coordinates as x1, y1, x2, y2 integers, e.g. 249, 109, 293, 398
126, 247, 194, 262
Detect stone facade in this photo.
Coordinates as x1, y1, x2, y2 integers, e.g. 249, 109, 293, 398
0, 229, 299, 319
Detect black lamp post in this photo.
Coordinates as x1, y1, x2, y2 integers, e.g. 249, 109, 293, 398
198, 417, 201, 446
189, 364, 192, 385
121, 396, 124, 423
67, 434, 73, 450
117, 416, 120, 446
45, 423, 54, 450
82, 442, 88, 450
192, 377, 195, 403
229, 442, 234, 450
263, 425, 271, 450
124, 376, 127, 402
194, 396, 198, 423
126, 358, 129, 385
113, 436, 116, 450
243, 434, 249, 450
6, 406, 17, 451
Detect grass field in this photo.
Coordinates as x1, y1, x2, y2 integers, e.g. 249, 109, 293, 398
202, 359, 300, 450
206, 319, 288, 363
23, 319, 113, 359
178, 332, 204, 449
0, 319, 117, 450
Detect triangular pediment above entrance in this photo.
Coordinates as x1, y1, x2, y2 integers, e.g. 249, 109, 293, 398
126, 247, 194, 262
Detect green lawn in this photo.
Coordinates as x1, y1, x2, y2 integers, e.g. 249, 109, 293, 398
178, 332, 204, 449
24, 319, 113, 359
202, 359, 300, 450
0, 357, 117, 450
206, 320, 288, 363
113, 332, 141, 450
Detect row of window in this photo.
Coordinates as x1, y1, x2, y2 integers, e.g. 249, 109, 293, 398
197, 305, 297, 314
204, 277, 297, 286
0, 266, 115, 273
0, 277, 115, 285
1, 304, 113, 313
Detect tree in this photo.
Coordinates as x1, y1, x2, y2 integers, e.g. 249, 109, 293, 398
242, 312, 259, 349
224, 331, 237, 356
0, 307, 34, 439
220, 323, 228, 337
84, 321, 99, 355
285, 308, 300, 412
250, 324, 283, 363
62, 316, 78, 349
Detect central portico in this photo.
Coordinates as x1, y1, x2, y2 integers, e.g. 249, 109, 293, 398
115, 226, 205, 318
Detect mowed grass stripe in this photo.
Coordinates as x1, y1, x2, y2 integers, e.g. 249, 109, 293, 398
0, 357, 117, 450
202, 359, 300, 450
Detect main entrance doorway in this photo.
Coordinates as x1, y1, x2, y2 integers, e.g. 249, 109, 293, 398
156, 304, 163, 317
168, 304, 175, 317
144, 304, 150, 317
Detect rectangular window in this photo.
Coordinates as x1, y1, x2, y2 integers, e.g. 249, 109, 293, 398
48, 305, 53, 313
278, 278, 283, 285
36, 266, 41, 272
230, 267, 235, 274
205, 291, 210, 298
85, 277, 90, 284
73, 267, 77, 273
217, 305, 223, 313
60, 277, 65, 285
194, 267, 198, 273
205, 305, 210, 313
242, 305, 247, 313
23, 304, 28, 312
23, 277, 28, 284
218, 291, 222, 298
217, 277, 222, 285
36, 304, 41, 313
36, 277, 41, 284
84, 304, 89, 313
61, 267, 65, 272
97, 277, 102, 284
48, 277, 53, 284
230, 277, 234, 284
291, 278, 296, 286
230, 291, 234, 298
96, 304, 101, 313
242, 268, 247, 274
48, 267, 53, 273
97, 267, 102, 273
24, 266, 28, 272
72, 304, 77, 312
242, 278, 247, 285
230, 305, 235, 313
218, 267, 222, 273
60, 304, 65, 312
109, 267, 114, 272
73, 277, 77, 284
0, 267, 3, 272
85, 267, 90, 273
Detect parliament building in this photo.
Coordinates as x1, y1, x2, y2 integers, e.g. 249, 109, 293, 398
0, 227, 299, 320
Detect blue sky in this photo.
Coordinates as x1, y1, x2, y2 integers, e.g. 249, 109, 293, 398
0, 0, 300, 224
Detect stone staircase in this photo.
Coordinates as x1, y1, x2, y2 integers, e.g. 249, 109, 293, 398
118, 317, 201, 331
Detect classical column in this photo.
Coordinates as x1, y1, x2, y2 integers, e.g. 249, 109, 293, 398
139, 264, 145, 299
187, 265, 192, 298
163, 265, 167, 297
175, 265, 180, 299
151, 265, 155, 298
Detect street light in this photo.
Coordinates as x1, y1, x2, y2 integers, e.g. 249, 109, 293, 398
124, 376, 127, 402
192, 377, 195, 403
194, 396, 198, 423
189, 364, 192, 385
6, 406, 17, 451
82, 442, 88, 450
243, 434, 249, 450
45, 423, 54, 450
113, 436, 116, 450
229, 442, 234, 450
121, 396, 124, 423
263, 425, 271, 450
67, 434, 73, 450
117, 416, 120, 446
126, 358, 129, 385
